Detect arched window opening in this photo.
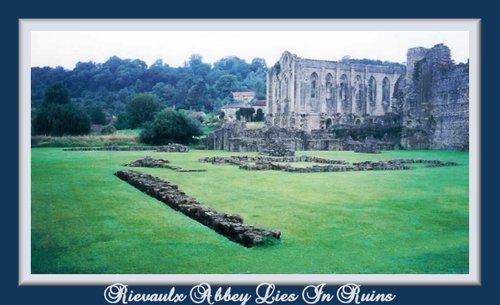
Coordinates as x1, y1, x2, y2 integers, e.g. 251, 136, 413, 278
326, 118, 333, 129
310, 73, 318, 98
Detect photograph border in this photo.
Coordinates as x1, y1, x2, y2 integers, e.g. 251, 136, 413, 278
19, 18, 481, 286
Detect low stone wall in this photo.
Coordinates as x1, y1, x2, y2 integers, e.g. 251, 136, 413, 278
384, 159, 459, 167
205, 122, 401, 152
352, 160, 411, 171
241, 161, 410, 172
199, 155, 348, 166
126, 157, 207, 172
354, 145, 381, 154
200, 155, 458, 173
155, 144, 190, 152
64, 144, 189, 152
64, 145, 154, 151
115, 170, 280, 247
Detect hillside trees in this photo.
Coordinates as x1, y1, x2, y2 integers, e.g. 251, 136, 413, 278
31, 54, 268, 116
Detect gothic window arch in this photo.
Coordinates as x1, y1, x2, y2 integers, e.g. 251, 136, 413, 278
326, 118, 333, 129
310, 72, 318, 98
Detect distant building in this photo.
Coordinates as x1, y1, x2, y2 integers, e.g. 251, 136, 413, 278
231, 91, 256, 105
221, 103, 254, 121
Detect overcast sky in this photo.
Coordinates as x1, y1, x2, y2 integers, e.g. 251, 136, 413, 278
31, 30, 469, 69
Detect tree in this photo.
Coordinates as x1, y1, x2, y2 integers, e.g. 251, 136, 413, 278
238, 107, 255, 121
31, 54, 268, 116
140, 108, 203, 145
43, 83, 70, 105
88, 105, 107, 125
125, 93, 162, 128
214, 74, 239, 98
114, 112, 130, 130
186, 81, 208, 110
32, 84, 91, 136
254, 108, 265, 121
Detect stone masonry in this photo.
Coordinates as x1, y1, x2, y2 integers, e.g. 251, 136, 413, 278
401, 44, 469, 150
267, 51, 405, 132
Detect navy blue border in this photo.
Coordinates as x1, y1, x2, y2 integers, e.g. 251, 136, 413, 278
4, 0, 498, 304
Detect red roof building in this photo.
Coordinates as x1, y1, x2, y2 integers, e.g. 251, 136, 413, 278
231, 91, 256, 104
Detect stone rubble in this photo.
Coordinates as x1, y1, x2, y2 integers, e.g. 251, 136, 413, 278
115, 170, 281, 247
125, 156, 207, 172
199, 155, 348, 166
155, 143, 190, 152
199, 155, 459, 173
125, 156, 170, 167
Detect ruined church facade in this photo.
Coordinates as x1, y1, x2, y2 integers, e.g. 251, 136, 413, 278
267, 51, 406, 132
207, 44, 469, 152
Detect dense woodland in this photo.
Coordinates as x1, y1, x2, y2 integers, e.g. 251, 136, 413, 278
31, 54, 268, 117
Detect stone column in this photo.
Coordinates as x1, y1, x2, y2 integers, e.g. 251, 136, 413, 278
351, 66, 356, 114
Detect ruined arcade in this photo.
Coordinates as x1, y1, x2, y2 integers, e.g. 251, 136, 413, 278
267, 51, 405, 131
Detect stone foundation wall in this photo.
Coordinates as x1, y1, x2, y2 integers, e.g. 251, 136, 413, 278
200, 155, 458, 173
115, 170, 280, 247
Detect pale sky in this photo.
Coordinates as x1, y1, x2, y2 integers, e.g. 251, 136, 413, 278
31, 30, 470, 69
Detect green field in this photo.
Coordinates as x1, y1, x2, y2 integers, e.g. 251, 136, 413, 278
31, 148, 469, 274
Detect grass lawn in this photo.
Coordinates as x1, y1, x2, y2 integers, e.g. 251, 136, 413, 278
31, 148, 469, 274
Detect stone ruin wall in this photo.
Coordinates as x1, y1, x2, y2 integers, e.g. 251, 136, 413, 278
401, 44, 469, 150
207, 44, 469, 152
205, 120, 401, 153
267, 51, 405, 132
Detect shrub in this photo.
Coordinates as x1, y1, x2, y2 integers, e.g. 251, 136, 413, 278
32, 103, 91, 136
32, 83, 91, 136
140, 108, 203, 145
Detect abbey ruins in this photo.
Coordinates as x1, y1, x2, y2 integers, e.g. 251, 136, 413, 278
207, 44, 469, 152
